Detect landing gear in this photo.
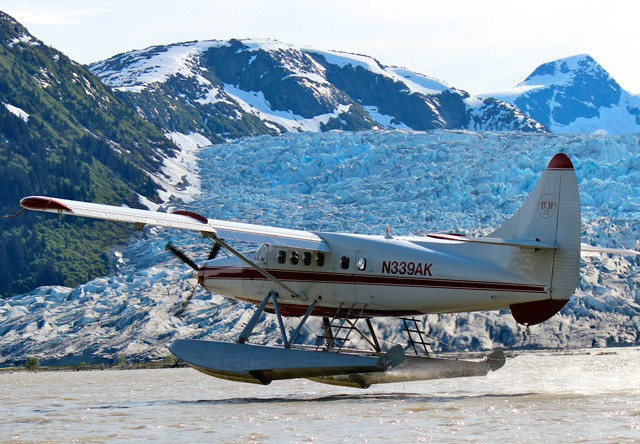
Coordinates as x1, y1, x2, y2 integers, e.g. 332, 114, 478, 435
237, 291, 316, 348
170, 292, 401, 385
169, 292, 506, 388
315, 304, 382, 353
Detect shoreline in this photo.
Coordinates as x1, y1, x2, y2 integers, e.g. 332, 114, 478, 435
0, 360, 188, 373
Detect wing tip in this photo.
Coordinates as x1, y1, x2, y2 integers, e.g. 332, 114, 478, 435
20, 196, 73, 213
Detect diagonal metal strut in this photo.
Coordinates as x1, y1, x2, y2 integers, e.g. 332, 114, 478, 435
237, 291, 317, 348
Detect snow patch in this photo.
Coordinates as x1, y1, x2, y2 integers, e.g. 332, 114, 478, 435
150, 132, 213, 203
239, 38, 299, 53
364, 106, 410, 129
552, 93, 640, 135
9, 33, 39, 47
308, 49, 452, 97
387, 67, 451, 95
93, 41, 229, 92
3, 103, 29, 122
309, 49, 388, 76
224, 83, 351, 132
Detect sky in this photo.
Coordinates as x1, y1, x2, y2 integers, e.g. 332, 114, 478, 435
1, 0, 639, 95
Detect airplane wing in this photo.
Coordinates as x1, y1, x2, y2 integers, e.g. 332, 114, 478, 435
20, 196, 330, 252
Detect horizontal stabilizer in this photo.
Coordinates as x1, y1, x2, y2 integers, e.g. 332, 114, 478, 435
580, 243, 639, 257
423, 233, 557, 249
170, 339, 401, 385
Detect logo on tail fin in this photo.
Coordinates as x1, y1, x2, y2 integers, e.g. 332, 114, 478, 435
538, 194, 558, 219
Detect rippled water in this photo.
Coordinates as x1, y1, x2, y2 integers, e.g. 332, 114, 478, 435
1, 348, 639, 442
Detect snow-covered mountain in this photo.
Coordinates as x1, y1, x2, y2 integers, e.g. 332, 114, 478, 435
2, 130, 639, 367
89, 38, 546, 143
487, 54, 640, 135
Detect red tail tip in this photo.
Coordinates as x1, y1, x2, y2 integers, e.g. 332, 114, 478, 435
547, 153, 574, 170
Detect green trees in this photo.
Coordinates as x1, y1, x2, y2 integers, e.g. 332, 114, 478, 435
0, 12, 178, 297
25, 357, 40, 370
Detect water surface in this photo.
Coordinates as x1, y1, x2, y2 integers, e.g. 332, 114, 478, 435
1, 348, 639, 442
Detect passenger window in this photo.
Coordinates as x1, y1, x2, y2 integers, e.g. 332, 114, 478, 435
340, 256, 350, 270
303, 252, 312, 266
356, 257, 367, 271
316, 252, 325, 267
277, 250, 286, 264
290, 251, 299, 265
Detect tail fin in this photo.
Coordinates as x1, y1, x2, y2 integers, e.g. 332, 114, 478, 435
491, 153, 581, 302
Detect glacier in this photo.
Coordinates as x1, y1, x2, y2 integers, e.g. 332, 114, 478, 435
1, 130, 639, 366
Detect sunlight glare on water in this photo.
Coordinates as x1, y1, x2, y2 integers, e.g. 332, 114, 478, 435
1, 348, 639, 442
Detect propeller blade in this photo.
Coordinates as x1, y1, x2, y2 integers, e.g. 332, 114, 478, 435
175, 284, 198, 317
207, 242, 221, 261
166, 243, 199, 271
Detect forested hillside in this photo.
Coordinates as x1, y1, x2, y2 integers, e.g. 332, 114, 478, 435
0, 12, 178, 297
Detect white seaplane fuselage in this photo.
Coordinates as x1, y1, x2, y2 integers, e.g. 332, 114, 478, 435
199, 232, 550, 318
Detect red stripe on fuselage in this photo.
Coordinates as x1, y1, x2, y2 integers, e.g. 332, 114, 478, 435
199, 266, 546, 293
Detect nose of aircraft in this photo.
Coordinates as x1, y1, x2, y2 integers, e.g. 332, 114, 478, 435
197, 255, 245, 282
196, 255, 248, 296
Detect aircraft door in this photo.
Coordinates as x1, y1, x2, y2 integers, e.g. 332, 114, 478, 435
333, 251, 371, 305
333, 251, 356, 304
354, 252, 372, 304
243, 245, 269, 297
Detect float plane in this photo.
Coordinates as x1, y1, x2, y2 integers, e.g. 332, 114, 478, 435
19, 153, 637, 388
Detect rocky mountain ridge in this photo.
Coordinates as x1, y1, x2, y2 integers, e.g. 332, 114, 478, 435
89, 38, 547, 143
487, 54, 640, 134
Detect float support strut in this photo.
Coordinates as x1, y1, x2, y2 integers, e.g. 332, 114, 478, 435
237, 292, 275, 344
288, 301, 316, 347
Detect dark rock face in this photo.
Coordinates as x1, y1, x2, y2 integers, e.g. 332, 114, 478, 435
308, 52, 467, 130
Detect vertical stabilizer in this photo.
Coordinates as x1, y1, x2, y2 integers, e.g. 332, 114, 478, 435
491, 153, 581, 301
